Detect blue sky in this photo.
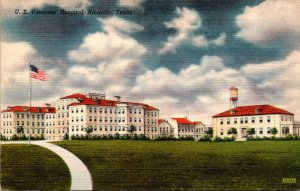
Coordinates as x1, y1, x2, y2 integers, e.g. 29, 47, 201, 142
1, 0, 300, 124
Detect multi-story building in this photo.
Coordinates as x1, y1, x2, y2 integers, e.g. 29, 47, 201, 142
1, 105, 55, 139
67, 94, 159, 139
44, 93, 86, 140
212, 105, 294, 139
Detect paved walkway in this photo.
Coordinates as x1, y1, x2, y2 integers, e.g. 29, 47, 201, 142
1, 140, 93, 191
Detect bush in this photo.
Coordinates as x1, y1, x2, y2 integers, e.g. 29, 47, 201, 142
178, 136, 194, 141
198, 135, 212, 142
212, 136, 235, 142
63, 133, 69, 140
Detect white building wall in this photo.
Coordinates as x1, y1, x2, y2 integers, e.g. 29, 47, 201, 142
213, 114, 294, 138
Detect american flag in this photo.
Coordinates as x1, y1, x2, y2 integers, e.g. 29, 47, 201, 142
30, 64, 47, 81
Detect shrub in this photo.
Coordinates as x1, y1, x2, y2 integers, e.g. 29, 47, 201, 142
198, 135, 212, 142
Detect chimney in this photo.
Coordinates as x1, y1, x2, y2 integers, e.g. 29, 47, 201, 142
114, 96, 121, 101
45, 103, 51, 107
255, 108, 262, 114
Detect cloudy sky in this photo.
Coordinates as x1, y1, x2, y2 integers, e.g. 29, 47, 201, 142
1, 0, 300, 124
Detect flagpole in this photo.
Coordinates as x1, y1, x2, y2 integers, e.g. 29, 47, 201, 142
29, 63, 31, 145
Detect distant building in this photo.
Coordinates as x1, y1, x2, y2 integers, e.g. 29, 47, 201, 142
1, 106, 55, 139
158, 119, 173, 137
194, 121, 207, 140
66, 93, 159, 139
168, 118, 195, 139
212, 105, 294, 139
293, 121, 300, 136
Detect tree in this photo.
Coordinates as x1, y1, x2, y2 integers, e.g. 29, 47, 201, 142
127, 125, 136, 137
205, 127, 213, 137
246, 128, 255, 137
85, 126, 93, 138
227, 128, 237, 135
271, 127, 278, 137
16, 126, 24, 140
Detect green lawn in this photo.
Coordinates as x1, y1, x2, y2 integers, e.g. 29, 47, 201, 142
1, 144, 71, 190
55, 140, 300, 190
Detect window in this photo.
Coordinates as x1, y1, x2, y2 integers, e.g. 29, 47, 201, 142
240, 118, 244, 124
259, 117, 263, 123
267, 127, 271, 134
234, 118, 237, 124
122, 109, 125, 114
267, 116, 271, 123
89, 116, 92, 122
245, 117, 248, 123
220, 119, 223, 125
259, 128, 263, 134
89, 108, 92, 113
251, 117, 255, 123
227, 118, 230, 125
94, 108, 97, 113
220, 129, 224, 135
94, 116, 97, 122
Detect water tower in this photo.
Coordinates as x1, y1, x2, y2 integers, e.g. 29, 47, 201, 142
229, 86, 238, 109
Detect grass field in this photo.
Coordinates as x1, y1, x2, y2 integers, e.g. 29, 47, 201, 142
55, 140, 300, 190
1, 144, 71, 190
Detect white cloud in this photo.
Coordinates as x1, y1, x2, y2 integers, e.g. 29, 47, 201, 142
118, 0, 145, 9
212, 33, 226, 46
159, 7, 226, 54
236, 1, 300, 46
99, 17, 144, 35
130, 50, 300, 124
66, 17, 147, 97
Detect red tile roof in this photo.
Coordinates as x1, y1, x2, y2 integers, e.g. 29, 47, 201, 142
213, 105, 293, 118
172, 118, 194, 125
193, 121, 204, 126
68, 98, 158, 110
2, 106, 56, 113
158, 119, 166, 125
69, 98, 118, 107
60, 93, 87, 100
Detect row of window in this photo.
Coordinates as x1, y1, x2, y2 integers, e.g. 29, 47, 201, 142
179, 128, 194, 133
2, 113, 12, 118
71, 116, 157, 124
71, 125, 143, 132
220, 116, 272, 125
219, 127, 290, 135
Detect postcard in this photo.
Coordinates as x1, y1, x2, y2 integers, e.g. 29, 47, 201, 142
1, 0, 300, 190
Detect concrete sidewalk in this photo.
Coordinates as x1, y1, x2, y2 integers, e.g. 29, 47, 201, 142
1, 140, 93, 191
